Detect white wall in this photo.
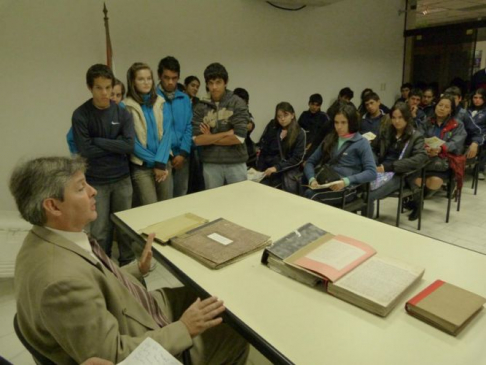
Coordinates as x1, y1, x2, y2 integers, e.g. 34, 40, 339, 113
0, 0, 405, 211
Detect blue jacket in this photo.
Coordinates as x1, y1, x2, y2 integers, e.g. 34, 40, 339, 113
304, 133, 377, 185
455, 106, 483, 145
156, 85, 193, 158
469, 107, 486, 136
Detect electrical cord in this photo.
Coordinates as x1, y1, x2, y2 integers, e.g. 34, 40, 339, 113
266, 1, 307, 11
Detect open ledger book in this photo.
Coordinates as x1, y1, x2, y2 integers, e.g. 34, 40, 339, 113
263, 224, 424, 317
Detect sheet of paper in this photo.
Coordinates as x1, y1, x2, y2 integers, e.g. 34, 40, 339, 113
362, 132, 376, 141
311, 180, 341, 190
247, 168, 266, 182
334, 256, 421, 306
118, 337, 181, 365
424, 137, 445, 149
305, 238, 366, 271
207, 233, 233, 246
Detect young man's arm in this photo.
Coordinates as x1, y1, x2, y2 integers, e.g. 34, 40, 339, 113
192, 103, 230, 146
92, 108, 135, 154
72, 110, 109, 158
213, 97, 249, 146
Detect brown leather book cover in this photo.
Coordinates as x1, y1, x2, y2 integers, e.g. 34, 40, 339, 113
170, 218, 271, 269
406, 280, 486, 336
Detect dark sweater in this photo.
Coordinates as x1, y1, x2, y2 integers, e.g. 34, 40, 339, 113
298, 110, 332, 159
72, 99, 135, 185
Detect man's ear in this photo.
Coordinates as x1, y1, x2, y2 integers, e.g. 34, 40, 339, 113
43, 198, 62, 218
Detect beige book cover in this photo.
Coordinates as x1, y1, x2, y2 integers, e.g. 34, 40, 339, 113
406, 280, 486, 336
140, 213, 209, 244
170, 218, 271, 269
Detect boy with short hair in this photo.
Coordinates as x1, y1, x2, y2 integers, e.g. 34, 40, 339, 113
192, 63, 249, 189
298, 93, 332, 159
360, 92, 388, 137
156, 56, 193, 198
72, 64, 135, 264
397, 82, 413, 103
407, 88, 426, 128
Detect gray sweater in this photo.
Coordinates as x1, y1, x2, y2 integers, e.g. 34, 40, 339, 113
192, 90, 249, 164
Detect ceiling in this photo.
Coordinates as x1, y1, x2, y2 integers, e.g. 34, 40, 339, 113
414, 0, 486, 27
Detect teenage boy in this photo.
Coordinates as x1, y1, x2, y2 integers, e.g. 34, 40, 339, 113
407, 88, 426, 128
420, 87, 436, 118
192, 63, 249, 189
298, 93, 332, 159
156, 56, 193, 197
327, 87, 356, 121
72, 64, 135, 265
360, 92, 389, 137
396, 82, 413, 103
444, 86, 483, 159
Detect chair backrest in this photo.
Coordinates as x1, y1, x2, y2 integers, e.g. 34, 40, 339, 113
13, 314, 55, 365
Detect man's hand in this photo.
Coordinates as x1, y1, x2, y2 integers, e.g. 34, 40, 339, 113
264, 167, 277, 177
425, 146, 440, 157
310, 179, 319, 188
410, 105, 418, 118
376, 165, 385, 173
329, 180, 345, 191
154, 168, 168, 183
467, 142, 478, 159
200, 123, 211, 135
138, 233, 154, 276
180, 296, 225, 338
172, 155, 186, 170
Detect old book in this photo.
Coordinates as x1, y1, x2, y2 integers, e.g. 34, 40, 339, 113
424, 136, 445, 149
171, 218, 271, 269
286, 234, 376, 282
139, 213, 208, 244
405, 280, 486, 336
261, 223, 329, 287
328, 256, 424, 317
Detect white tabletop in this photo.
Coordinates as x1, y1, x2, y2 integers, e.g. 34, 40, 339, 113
115, 181, 486, 365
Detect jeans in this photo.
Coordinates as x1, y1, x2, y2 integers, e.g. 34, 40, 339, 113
130, 163, 172, 206
89, 177, 135, 265
367, 175, 403, 218
203, 162, 247, 190
172, 157, 190, 198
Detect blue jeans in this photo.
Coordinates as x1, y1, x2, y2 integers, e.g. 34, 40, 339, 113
367, 174, 402, 218
172, 157, 190, 197
203, 163, 247, 190
89, 177, 135, 265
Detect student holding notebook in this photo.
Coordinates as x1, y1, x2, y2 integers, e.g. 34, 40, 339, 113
303, 102, 376, 205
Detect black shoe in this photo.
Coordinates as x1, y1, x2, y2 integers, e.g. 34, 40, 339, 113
408, 207, 419, 221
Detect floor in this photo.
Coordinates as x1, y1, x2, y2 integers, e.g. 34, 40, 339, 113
1, 175, 484, 364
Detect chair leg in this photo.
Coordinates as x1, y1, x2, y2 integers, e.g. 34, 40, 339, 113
376, 199, 380, 219
446, 182, 452, 223
456, 189, 461, 212
396, 195, 402, 227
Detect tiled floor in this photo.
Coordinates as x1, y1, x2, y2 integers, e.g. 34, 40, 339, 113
1, 175, 484, 364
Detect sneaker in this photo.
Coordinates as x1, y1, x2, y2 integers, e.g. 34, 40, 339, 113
479, 172, 485, 180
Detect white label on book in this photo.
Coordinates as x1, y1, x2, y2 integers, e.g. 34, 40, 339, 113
118, 337, 181, 364
207, 233, 233, 245
306, 238, 365, 270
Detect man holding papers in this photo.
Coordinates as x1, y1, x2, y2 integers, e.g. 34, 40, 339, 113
10, 156, 248, 364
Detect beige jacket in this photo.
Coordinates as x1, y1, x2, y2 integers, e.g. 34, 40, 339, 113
14, 226, 191, 364
124, 96, 165, 166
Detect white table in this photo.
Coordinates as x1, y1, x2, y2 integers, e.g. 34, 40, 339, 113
114, 181, 486, 365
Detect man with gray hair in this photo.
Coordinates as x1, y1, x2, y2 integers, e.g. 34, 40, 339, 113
10, 156, 248, 364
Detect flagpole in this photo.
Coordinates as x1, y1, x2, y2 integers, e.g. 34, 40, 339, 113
103, 3, 113, 71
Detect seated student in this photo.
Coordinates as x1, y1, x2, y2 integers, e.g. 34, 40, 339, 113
233, 87, 257, 167
327, 87, 355, 120
303, 103, 377, 205
396, 82, 413, 103
367, 102, 428, 220
298, 93, 332, 159
443, 86, 483, 159
469, 88, 486, 179
357, 88, 373, 116
407, 88, 427, 128
67, 78, 126, 154
417, 94, 467, 197
184, 75, 200, 107
10, 156, 248, 365
124, 62, 172, 205
360, 92, 390, 139
420, 87, 436, 118
257, 102, 306, 193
